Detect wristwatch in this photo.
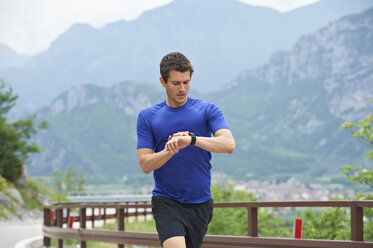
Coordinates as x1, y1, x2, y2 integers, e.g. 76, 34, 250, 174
188, 132, 196, 146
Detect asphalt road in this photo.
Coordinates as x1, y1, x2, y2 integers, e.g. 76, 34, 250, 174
0, 219, 42, 248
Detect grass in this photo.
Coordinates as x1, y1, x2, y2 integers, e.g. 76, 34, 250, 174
0, 175, 68, 220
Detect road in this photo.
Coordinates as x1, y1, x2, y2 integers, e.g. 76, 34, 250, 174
0, 219, 42, 248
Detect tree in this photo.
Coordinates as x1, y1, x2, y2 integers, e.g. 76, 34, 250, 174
340, 97, 373, 241
294, 99, 373, 242
0, 80, 47, 183
52, 165, 86, 194
207, 184, 291, 237
340, 100, 373, 187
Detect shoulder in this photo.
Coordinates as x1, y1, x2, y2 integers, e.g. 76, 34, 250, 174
189, 98, 223, 115
138, 101, 165, 118
188, 97, 216, 110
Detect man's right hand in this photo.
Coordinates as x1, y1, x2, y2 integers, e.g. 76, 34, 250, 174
165, 135, 192, 154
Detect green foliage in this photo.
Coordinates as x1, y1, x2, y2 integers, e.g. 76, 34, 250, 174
18, 177, 68, 210
0, 176, 67, 219
340, 98, 373, 187
342, 165, 373, 188
208, 184, 257, 236
208, 184, 292, 237
340, 97, 373, 241
354, 193, 373, 241
296, 208, 349, 240
99, 217, 157, 233
51, 165, 86, 194
0, 80, 47, 183
0, 175, 13, 190
258, 209, 292, 238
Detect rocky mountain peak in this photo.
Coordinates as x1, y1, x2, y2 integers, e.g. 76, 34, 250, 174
236, 7, 373, 121
47, 82, 162, 117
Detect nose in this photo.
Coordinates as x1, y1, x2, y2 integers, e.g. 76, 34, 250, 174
180, 84, 185, 91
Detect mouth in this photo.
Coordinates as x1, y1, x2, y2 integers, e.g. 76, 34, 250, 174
177, 94, 185, 98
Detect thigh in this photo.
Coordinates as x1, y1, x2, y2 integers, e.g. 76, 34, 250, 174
152, 196, 187, 245
163, 236, 186, 248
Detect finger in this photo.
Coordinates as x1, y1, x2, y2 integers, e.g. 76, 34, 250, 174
166, 140, 175, 153
171, 140, 179, 152
172, 131, 189, 137
165, 142, 176, 154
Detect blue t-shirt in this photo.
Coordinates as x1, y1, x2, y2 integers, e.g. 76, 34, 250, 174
136, 97, 229, 203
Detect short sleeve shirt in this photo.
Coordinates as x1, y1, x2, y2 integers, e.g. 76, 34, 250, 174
137, 97, 230, 203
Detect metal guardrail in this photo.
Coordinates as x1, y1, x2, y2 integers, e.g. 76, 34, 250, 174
43, 200, 373, 248
67, 194, 152, 203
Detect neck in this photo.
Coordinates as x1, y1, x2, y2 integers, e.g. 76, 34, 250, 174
166, 97, 188, 108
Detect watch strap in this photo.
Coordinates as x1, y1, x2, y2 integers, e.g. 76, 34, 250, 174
189, 132, 196, 146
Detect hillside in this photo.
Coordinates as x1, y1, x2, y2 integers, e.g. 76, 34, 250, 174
1, 0, 373, 112
29, 8, 373, 183
0, 43, 29, 69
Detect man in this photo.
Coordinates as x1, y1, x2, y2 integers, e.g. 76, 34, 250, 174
136, 52, 235, 248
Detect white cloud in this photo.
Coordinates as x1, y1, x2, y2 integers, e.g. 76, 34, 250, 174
238, 0, 320, 12
0, 0, 172, 55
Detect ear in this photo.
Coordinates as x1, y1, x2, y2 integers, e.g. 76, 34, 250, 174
160, 76, 166, 87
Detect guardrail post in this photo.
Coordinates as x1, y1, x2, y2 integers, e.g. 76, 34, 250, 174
43, 208, 51, 247
144, 202, 147, 220
248, 207, 258, 237
135, 201, 138, 221
66, 208, 70, 226
80, 207, 87, 248
104, 207, 107, 225
118, 207, 125, 248
92, 207, 95, 228
56, 208, 63, 248
351, 205, 363, 241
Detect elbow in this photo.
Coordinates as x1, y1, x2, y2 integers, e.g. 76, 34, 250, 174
140, 166, 151, 174
139, 162, 152, 174
227, 141, 236, 154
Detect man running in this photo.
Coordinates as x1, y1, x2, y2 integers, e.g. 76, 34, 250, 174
137, 52, 235, 248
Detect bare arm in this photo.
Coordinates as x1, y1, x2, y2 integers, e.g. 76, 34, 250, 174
137, 148, 175, 174
137, 132, 189, 174
195, 129, 235, 153
169, 129, 236, 154
138, 129, 235, 174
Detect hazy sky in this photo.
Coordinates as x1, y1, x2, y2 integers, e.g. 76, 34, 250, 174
0, 0, 319, 55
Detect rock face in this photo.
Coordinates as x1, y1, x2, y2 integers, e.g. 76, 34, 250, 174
29, 8, 373, 180
234, 8, 373, 122
45, 83, 158, 117
4, 188, 24, 205
16, 164, 28, 188
1, 0, 373, 112
0, 192, 13, 206
29, 81, 164, 176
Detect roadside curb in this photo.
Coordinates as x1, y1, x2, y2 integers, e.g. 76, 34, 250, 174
14, 236, 43, 248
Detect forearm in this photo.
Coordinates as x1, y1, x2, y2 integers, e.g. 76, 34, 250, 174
195, 135, 235, 154
139, 149, 174, 174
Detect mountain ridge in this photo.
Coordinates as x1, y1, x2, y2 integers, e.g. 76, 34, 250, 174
28, 7, 373, 183
2, 0, 373, 113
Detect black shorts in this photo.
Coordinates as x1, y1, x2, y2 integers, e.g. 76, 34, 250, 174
151, 196, 213, 248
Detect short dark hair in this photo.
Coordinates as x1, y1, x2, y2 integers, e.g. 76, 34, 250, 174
160, 52, 194, 83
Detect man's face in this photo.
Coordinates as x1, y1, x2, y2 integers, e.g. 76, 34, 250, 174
160, 70, 191, 108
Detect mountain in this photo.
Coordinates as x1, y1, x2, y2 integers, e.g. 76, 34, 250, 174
210, 7, 373, 178
0, 43, 29, 69
28, 7, 373, 184
1, 0, 373, 113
